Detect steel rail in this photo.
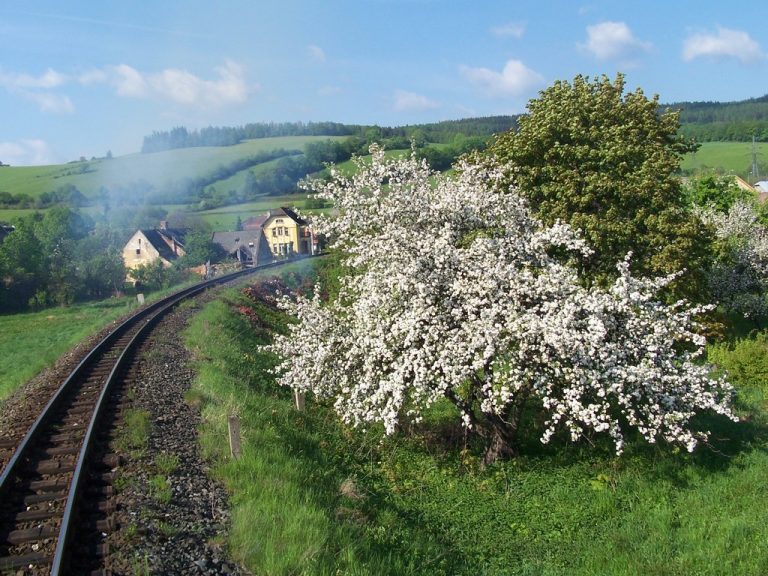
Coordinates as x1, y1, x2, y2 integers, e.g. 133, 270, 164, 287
0, 255, 311, 574
51, 277, 212, 573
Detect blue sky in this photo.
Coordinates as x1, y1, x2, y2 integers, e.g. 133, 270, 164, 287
1, 0, 767, 165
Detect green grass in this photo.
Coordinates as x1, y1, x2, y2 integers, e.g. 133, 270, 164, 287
149, 474, 173, 504
329, 148, 412, 176
117, 408, 152, 453
0, 136, 342, 200
195, 194, 310, 230
155, 452, 180, 475
0, 298, 137, 401
0, 280, 199, 403
681, 141, 768, 179
183, 264, 768, 575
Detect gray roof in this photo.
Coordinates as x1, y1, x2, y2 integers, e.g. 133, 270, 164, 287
139, 229, 185, 262
212, 230, 262, 252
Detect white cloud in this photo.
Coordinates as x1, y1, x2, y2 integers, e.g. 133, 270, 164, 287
393, 90, 440, 112
308, 44, 327, 63
6, 68, 68, 89
460, 59, 544, 97
78, 69, 109, 85
683, 27, 765, 63
23, 92, 74, 114
112, 64, 150, 98
0, 139, 54, 166
0, 68, 73, 114
105, 60, 250, 107
580, 21, 652, 60
491, 21, 526, 38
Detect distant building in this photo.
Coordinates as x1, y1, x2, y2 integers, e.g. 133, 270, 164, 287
211, 229, 272, 266
0, 223, 14, 243
122, 220, 186, 276
734, 175, 757, 193
240, 207, 317, 259
262, 207, 316, 257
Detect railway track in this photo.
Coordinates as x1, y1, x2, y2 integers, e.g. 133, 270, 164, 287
0, 259, 295, 574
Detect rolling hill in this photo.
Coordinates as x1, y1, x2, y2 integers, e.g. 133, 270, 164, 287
0, 136, 341, 200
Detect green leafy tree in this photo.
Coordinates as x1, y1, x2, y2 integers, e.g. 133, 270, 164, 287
486, 74, 709, 296
176, 227, 225, 268
0, 219, 45, 310
74, 233, 126, 298
685, 175, 756, 212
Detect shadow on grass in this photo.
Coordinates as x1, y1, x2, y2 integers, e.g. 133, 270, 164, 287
262, 399, 475, 575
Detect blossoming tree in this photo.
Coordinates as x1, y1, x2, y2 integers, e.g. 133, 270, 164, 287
698, 200, 768, 319
269, 148, 736, 463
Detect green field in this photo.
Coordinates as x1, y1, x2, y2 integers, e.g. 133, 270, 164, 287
0, 298, 138, 401
0, 280, 205, 402
0, 136, 342, 199
195, 194, 313, 229
681, 141, 768, 178
183, 264, 768, 575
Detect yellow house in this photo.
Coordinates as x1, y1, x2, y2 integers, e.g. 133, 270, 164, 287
122, 221, 186, 276
247, 207, 315, 257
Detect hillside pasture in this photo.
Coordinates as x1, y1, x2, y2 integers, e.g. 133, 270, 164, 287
195, 194, 311, 230
0, 136, 343, 200
680, 141, 768, 179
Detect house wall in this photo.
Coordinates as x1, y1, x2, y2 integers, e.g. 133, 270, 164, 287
122, 230, 167, 272
263, 216, 307, 256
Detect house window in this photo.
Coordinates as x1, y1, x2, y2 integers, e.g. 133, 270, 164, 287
272, 228, 277, 237
135, 248, 141, 255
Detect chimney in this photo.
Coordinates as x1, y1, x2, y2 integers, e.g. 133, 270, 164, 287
160, 220, 168, 230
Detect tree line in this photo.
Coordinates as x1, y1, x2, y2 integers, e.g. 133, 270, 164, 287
0, 207, 125, 312
140, 117, 516, 153
669, 94, 768, 141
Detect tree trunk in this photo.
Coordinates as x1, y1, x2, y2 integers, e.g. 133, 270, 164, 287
481, 392, 529, 465
482, 413, 518, 465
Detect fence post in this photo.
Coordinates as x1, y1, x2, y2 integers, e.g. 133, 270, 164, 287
228, 415, 242, 459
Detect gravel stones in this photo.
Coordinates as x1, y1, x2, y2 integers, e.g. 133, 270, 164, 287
106, 294, 249, 575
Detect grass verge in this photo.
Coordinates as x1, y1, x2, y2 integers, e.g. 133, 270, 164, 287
184, 268, 768, 575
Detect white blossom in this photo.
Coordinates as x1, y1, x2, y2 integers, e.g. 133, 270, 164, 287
268, 148, 737, 455
698, 201, 768, 318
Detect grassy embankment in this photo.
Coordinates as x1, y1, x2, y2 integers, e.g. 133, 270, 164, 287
0, 281, 200, 402
184, 260, 768, 575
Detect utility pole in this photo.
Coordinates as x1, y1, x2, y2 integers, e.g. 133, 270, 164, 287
751, 135, 760, 182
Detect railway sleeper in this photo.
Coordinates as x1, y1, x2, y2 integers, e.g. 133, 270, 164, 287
23, 492, 67, 506
0, 550, 52, 571
29, 477, 70, 492
13, 508, 58, 523
40, 445, 80, 457
0, 437, 18, 449
4, 524, 58, 545
50, 431, 81, 443
69, 399, 100, 410
50, 420, 87, 434
35, 458, 76, 475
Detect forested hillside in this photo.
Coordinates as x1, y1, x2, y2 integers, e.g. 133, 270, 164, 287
669, 95, 768, 141
141, 116, 517, 153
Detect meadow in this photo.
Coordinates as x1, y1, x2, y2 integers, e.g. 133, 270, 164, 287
0, 136, 342, 200
680, 141, 768, 178
0, 297, 137, 401
183, 262, 768, 575
0, 281, 199, 402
